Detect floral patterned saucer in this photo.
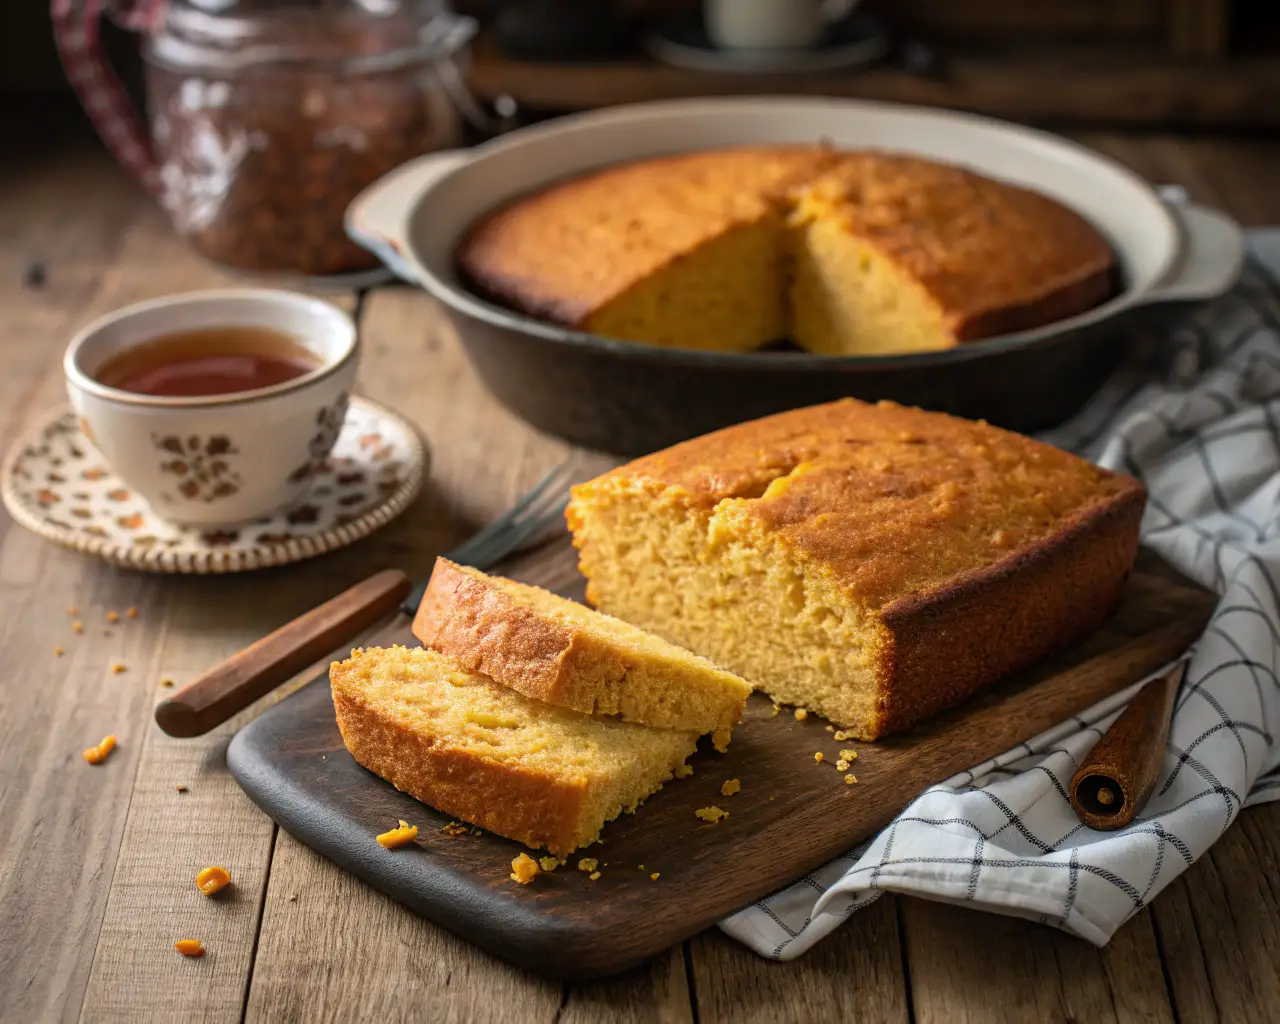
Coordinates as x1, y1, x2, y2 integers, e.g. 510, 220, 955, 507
1, 396, 427, 573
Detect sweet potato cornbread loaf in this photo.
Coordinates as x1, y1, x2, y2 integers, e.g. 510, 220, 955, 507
413, 558, 751, 734
459, 147, 1115, 355
566, 399, 1146, 740
331, 646, 698, 857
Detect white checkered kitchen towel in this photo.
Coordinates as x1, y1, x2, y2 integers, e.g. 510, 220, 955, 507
721, 230, 1280, 957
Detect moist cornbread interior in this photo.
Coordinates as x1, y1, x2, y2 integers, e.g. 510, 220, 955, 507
413, 558, 752, 733
566, 399, 1146, 739
331, 645, 697, 856
459, 146, 1116, 355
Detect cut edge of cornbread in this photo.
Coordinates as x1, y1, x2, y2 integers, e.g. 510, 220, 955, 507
566, 399, 1146, 740
413, 557, 752, 733
331, 645, 699, 857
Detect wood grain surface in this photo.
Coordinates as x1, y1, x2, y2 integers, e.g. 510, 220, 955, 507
226, 543, 1214, 978
2, 117, 1278, 1023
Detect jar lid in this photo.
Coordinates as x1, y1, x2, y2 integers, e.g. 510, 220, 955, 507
147, 0, 474, 74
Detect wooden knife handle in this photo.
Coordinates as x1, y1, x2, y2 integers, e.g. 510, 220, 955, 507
154, 569, 412, 738
1069, 659, 1186, 830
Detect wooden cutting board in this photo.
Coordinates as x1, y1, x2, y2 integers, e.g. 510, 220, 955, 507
226, 539, 1214, 980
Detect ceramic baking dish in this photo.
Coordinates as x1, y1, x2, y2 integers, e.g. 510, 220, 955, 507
347, 97, 1243, 455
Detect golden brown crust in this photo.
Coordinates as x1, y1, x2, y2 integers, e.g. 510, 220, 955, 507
459, 146, 1115, 343
577, 398, 1142, 612
414, 558, 749, 732
332, 687, 589, 856
871, 481, 1146, 738
459, 146, 838, 328
413, 557, 575, 706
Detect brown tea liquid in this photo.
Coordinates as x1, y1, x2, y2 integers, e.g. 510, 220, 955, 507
95, 326, 322, 398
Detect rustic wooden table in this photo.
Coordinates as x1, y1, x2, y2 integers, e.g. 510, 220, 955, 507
3, 116, 1279, 1024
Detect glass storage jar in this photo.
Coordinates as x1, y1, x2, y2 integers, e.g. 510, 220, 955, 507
142, 0, 469, 278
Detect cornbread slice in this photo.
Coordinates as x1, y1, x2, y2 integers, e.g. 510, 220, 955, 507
459, 146, 1115, 356
331, 646, 698, 857
412, 558, 751, 733
566, 399, 1146, 740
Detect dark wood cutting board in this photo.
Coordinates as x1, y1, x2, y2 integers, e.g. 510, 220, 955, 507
226, 539, 1215, 980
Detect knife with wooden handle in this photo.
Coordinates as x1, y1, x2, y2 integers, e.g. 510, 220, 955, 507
154, 570, 413, 737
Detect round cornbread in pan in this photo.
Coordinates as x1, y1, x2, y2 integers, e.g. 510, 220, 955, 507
458, 146, 1116, 356
566, 398, 1146, 739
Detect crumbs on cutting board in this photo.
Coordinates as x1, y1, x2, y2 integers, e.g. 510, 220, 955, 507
510, 853, 539, 885
695, 806, 729, 824
376, 821, 418, 849
720, 778, 741, 797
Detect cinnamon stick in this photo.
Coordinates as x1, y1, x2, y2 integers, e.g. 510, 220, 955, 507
1069, 660, 1186, 830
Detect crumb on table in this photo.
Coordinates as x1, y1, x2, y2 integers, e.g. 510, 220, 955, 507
160, 678, 174, 688
794, 708, 808, 721
813, 752, 824, 763
106, 610, 119, 623
53, 646, 64, 657
588, 870, 601, 881
720, 778, 741, 797
695, 806, 729, 824
127, 607, 138, 618
538, 856, 560, 872
577, 858, 599, 873
840, 749, 858, 761
195, 866, 232, 896
650, 872, 660, 881
71, 621, 83, 634
175, 785, 188, 793
109, 662, 126, 674
510, 853, 540, 885
845, 774, 858, 785
674, 763, 694, 778
174, 939, 205, 958
83, 735, 116, 764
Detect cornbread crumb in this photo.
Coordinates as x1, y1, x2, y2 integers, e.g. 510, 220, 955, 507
174, 939, 205, 958
110, 662, 126, 674
195, 866, 231, 896
720, 779, 741, 797
510, 853, 540, 884
638, 864, 645, 871
538, 857, 561, 872
836, 760, 849, 772
711, 729, 732, 753
840, 749, 859, 761
127, 607, 139, 618
770, 704, 781, 717
68, 605, 79, 615
695, 806, 729, 823
589, 871, 601, 881
813, 752, 824, 763
825, 724, 834, 732
845, 774, 858, 784
674, 763, 694, 778
834, 730, 853, 741
83, 735, 116, 764
176, 785, 188, 792
794, 709, 808, 721
650, 872, 661, 881
376, 822, 418, 849
160, 678, 174, 688
71, 621, 83, 634
577, 858, 599, 873
53, 646, 64, 657
106, 610, 119, 623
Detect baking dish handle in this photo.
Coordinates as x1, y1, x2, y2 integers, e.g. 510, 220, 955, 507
345, 150, 472, 284
1138, 187, 1245, 305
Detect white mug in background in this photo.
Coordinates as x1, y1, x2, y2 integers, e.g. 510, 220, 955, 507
64, 290, 359, 528
704, 0, 860, 50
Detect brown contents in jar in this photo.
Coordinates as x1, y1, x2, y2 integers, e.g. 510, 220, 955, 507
145, 14, 460, 277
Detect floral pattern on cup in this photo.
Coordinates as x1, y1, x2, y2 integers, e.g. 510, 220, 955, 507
153, 433, 243, 504
289, 391, 350, 483
2, 397, 426, 573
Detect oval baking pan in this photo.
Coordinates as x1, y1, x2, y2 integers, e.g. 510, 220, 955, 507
348, 98, 1243, 456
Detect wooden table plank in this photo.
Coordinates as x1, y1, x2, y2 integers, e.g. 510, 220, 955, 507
902, 901, 1174, 1024
0, 148, 162, 1024
1150, 805, 1280, 1022
687, 897, 909, 1024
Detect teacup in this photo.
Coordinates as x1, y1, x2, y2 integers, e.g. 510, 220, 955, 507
64, 289, 359, 528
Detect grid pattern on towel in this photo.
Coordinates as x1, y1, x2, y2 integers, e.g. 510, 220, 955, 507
720, 232, 1280, 959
